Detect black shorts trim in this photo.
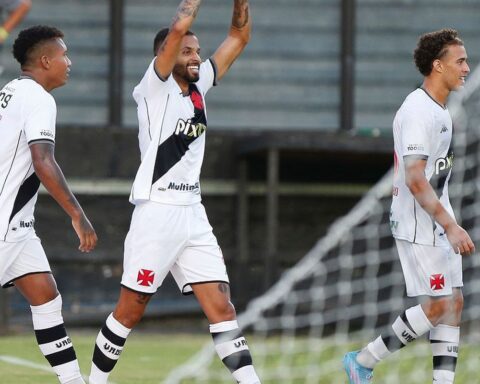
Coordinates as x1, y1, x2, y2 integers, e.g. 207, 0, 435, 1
182, 280, 230, 296
2, 271, 52, 288
120, 283, 155, 296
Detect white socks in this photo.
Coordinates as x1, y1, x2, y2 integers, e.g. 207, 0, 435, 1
430, 324, 459, 384
89, 313, 131, 384
357, 305, 433, 369
31, 295, 84, 384
210, 320, 261, 383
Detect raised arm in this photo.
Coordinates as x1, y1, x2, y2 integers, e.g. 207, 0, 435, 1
0, 0, 31, 44
155, 0, 202, 79
212, 0, 251, 82
30, 143, 97, 253
404, 156, 474, 255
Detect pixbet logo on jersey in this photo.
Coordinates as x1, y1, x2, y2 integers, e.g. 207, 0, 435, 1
175, 119, 206, 138
430, 274, 445, 291
137, 269, 155, 287
435, 153, 454, 175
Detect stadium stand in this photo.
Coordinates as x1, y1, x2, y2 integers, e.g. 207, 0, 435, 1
0, 0, 109, 124
1, 0, 479, 134
355, 0, 480, 133
123, 0, 341, 130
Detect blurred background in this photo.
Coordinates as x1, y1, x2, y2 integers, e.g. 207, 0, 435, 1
0, 0, 479, 365
2, 0, 480, 328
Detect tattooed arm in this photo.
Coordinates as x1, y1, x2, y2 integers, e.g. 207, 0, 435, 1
155, 0, 202, 79
211, 0, 251, 81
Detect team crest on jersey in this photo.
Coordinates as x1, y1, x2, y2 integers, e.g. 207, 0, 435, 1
137, 269, 155, 287
430, 274, 445, 290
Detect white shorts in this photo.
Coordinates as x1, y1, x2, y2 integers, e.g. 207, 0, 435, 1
121, 201, 229, 295
395, 239, 462, 297
0, 236, 51, 288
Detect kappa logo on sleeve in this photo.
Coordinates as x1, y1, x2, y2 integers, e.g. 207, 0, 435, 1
137, 269, 155, 287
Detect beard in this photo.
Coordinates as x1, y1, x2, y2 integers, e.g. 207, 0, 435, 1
173, 63, 200, 83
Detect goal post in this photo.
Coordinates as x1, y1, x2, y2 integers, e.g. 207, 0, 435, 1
164, 66, 480, 384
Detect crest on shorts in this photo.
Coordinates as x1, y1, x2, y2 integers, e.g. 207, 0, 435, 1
137, 269, 155, 287
430, 273, 445, 291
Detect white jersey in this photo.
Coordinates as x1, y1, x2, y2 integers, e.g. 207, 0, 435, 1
0, 77, 56, 242
130, 58, 217, 205
391, 88, 454, 247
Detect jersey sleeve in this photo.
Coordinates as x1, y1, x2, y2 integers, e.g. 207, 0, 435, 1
399, 109, 433, 159
24, 92, 57, 145
133, 59, 170, 103
195, 58, 217, 96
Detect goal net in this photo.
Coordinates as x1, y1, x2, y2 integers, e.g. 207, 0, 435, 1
164, 68, 480, 384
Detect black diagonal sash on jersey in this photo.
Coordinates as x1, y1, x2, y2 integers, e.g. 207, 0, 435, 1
8, 172, 40, 223
152, 83, 207, 184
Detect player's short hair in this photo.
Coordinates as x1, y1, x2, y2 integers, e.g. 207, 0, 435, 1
13, 25, 64, 66
153, 27, 195, 56
414, 29, 464, 76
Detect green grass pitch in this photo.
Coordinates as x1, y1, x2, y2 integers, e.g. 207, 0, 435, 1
0, 331, 208, 384
0, 332, 478, 383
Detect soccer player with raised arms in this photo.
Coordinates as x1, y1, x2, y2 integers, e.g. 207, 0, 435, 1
0, 25, 97, 384
344, 29, 475, 384
89, 1, 261, 383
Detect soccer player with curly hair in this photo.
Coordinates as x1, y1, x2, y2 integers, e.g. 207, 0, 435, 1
344, 29, 474, 384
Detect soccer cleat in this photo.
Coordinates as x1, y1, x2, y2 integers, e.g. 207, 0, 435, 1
343, 351, 373, 384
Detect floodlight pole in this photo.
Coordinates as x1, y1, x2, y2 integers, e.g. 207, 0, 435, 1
341, 0, 356, 132
109, 0, 124, 127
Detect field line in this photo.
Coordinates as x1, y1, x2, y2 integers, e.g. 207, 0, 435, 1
0, 355, 117, 384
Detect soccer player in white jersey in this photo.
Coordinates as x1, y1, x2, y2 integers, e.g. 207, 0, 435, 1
0, 26, 97, 384
344, 29, 475, 384
89, 1, 261, 383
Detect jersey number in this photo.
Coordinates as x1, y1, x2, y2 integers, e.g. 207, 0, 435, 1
0, 92, 12, 109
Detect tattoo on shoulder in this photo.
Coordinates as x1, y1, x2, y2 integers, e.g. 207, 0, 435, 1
232, 0, 250, 29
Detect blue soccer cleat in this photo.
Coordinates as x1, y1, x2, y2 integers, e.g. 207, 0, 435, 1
343, 351, 373, 384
